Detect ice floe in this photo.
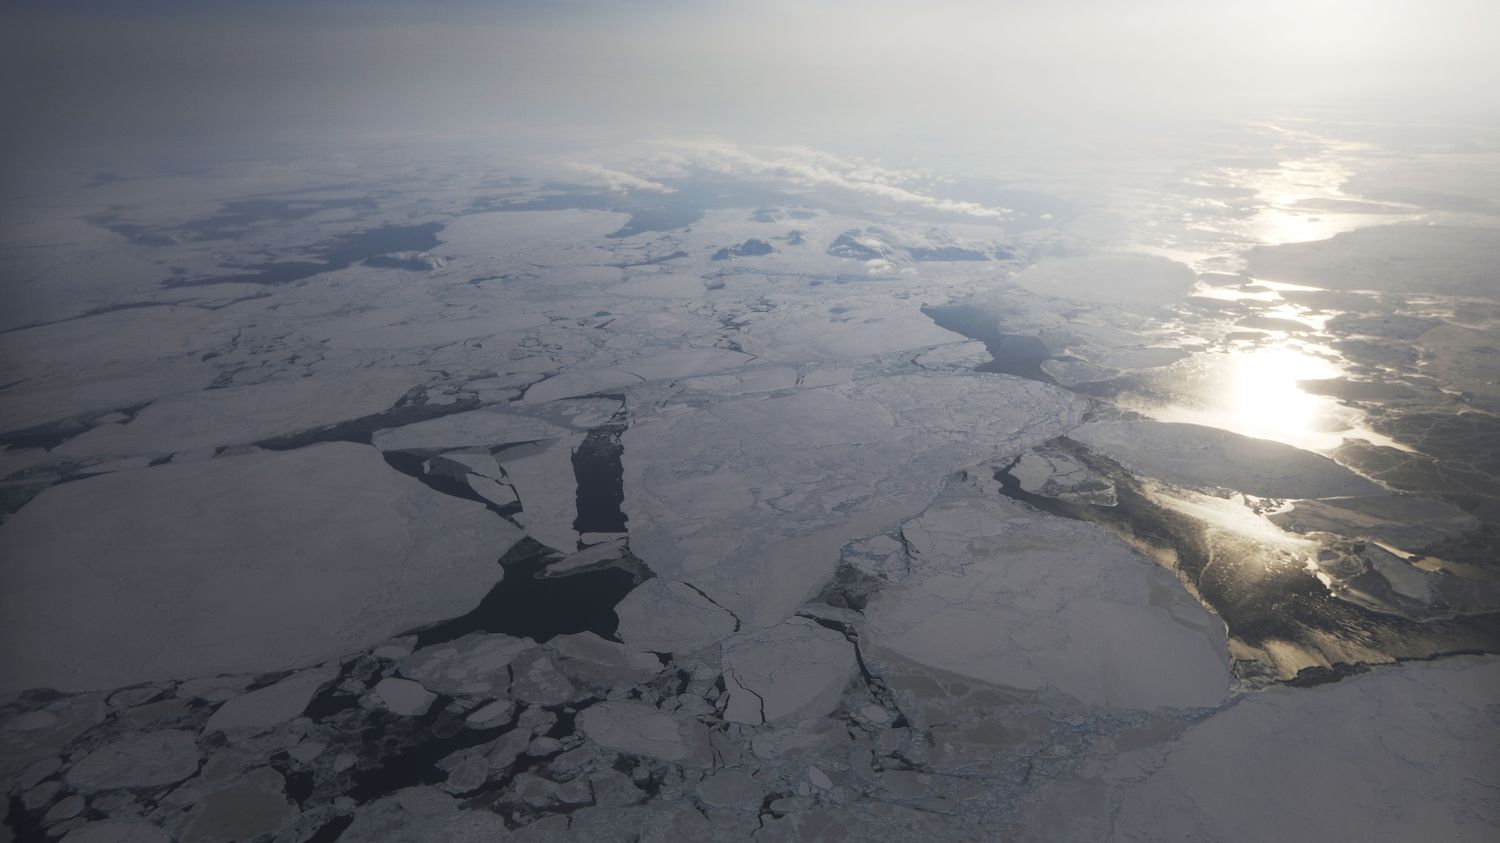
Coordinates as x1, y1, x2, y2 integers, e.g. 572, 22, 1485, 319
866, 479, 1231, 710
0, 442, 522, 694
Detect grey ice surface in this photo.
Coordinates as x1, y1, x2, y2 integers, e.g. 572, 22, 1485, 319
0, 442, 522, 694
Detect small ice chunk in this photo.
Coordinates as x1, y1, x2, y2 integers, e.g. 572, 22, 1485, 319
400, 634, 534, 697
375, 678, 436, 716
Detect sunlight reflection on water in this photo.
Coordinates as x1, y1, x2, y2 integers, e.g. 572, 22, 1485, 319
1122, 339, 1407, 453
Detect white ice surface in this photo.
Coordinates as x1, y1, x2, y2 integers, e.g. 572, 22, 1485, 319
624, 372, 1086, 627
56, 369, 421, 458
865, 481, 1231, 710
1111, 657, 1500, 842
0, 442, 521, 695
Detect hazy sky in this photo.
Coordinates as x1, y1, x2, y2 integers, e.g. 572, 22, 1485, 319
4, 0, 1498, 168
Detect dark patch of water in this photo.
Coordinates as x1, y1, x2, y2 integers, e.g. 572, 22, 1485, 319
572, 410, 628, 534
252, 388, 478, 452
921, 304, 1056, 383
165, 222, 444, 289
413, 539, 643, 647
305, 816, 354, 843
345, 704, 505, 803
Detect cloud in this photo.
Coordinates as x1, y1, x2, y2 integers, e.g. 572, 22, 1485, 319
568, 163, 675, 193
654, 140, 1012, 220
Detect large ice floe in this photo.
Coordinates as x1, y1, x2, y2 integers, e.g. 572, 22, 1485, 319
865, 476, 1231, 710
0, 442, 521, 694
1111, 658, 1500, 843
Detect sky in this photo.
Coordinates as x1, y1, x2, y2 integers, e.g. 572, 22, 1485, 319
3, 0, 1499, 168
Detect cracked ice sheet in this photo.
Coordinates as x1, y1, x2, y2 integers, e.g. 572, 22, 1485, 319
623, 371, 1087, 628
737, 296, 969, 363
1110, 657, 1500, 843
520, 348, 756, 404
55, 368, 426, 458
865, 477, 1231, 710
721, 616, 857, 724
0, 442, 522, 695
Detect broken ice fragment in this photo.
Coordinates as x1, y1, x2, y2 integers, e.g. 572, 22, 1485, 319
399, 634, 534, 698
720, 617, 856, 725
614, 578, 738, 654
695, 769, 764, 810
374, 677, 437, 716
205, 667, 337, 732
576, 700, 688, 761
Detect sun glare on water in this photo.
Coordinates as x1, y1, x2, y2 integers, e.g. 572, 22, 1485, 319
1138, 339, 1403, 453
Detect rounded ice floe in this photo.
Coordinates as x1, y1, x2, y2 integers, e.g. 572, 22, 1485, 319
375, 678, 437, 716
0, 442, 523, 695
1069, 420, 1384, 498
720, 617, 857, 725
866, 484, 1231, 710
67, 730, 201, 791
614, 578, 739, 654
